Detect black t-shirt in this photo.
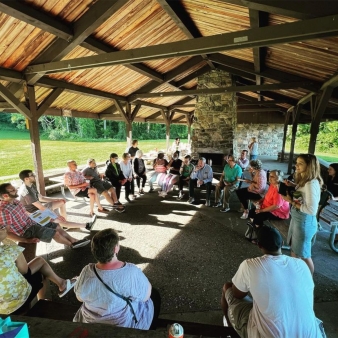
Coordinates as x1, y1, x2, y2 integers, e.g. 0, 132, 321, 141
327, 178, 338, 197
128, 146, 139, 157
169, 159, 183, 174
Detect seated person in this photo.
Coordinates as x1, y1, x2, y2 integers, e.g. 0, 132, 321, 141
159, 151, 182, 198
148, 152, 168, 192
214, 155, 242, 212
128, 140, 139, 160
0, 228, 77, 315
327, 163, 338, 244
64, 160, 109, 217
188, 157, 213, 207
133, 150, 147, 195
120, 153, 136, 202
19, 169, 96, 229
247, 170, 290, 243
237, 150, 249, 171
177, 155, 194, 200
82, 159, 125, 213
221, 225, 325, 338
236, 159, 267, 219
105, 153, 123, 201
0, 183, 91, 249
73, 228, 161, 330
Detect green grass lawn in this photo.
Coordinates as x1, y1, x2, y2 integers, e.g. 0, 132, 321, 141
0, 130, 177, 179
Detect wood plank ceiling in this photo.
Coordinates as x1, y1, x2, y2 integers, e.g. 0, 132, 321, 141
0, 0, 338, 125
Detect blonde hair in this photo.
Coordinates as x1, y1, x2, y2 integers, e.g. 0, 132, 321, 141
295, 154, 323, 187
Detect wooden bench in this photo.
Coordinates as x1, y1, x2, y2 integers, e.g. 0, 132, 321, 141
26, 300, 239, 337
318, 200, 338, 253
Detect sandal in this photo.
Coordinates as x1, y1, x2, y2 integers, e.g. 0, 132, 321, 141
59, 277, 77, 298
98, 207, 109, 214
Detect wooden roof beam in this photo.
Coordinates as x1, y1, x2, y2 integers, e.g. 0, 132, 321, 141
0, 0, 73, 40
145, 111, 162, 120
237, 99, 291, 106
25, 14, 338, 75
37, 88, 64, 118
26, 0, 127, 84
133, 100, 168, 111
249, 9, 269, 100
0, 83, 31, 119
157, 0, 215, 69
221, 0, 334, 19
210, 54, 320, 92
129, 82, 314, 100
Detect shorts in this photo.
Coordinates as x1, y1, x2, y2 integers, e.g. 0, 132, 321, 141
224, 288, 253, 338
22, 222, 58, 243
12, 268, 43, 315
76, 188, 90, 198
92, 180, 112, 194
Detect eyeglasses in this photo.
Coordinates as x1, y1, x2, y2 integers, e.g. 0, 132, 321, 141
28, 174, 35, 177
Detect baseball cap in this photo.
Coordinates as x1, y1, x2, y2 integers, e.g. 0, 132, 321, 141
257, 225, 282, 251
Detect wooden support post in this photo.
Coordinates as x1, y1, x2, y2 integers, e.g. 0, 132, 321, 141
25, 85, 45, 194
281, 110, 291, 162
288, 105, 302, 174
161, 109, 171, 151
308, 86, 333, 154
125, 102, 132, 147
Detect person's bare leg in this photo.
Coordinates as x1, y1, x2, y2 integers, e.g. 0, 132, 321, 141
221, 282, 233, 327
51, 200, 67, 219
101, 190, 115, 205
88, 192, 95, 214
62, 221, 86, 229
54, 225, 78, 245
28, 257, 66, 297
108, 187, 118, 203
94, 193, 103, 209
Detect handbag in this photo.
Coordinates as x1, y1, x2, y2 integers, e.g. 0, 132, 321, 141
93, 266, 138, 324
244, 222, 258, 241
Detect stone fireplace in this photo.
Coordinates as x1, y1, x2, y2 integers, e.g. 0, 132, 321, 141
191, 69, 237, 170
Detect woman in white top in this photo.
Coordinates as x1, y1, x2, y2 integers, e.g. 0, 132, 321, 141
282, 154, 323, 274
248, 137, 258, 160
74, 228, 161, 330
120, 153, 136, 202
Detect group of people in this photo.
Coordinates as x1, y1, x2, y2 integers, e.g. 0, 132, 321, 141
0, 224, 161, 330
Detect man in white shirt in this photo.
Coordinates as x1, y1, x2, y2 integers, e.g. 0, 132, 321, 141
221, 225, 324, 338
237, 150, 249, 170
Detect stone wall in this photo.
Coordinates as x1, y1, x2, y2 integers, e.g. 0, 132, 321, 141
191, 70, 237, 157
236, 123, 284, 157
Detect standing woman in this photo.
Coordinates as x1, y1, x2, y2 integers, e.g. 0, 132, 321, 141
133, 150, 147, 195
282, 154, 323, 275
248, 137, 258, 160
120, 153, 136, 202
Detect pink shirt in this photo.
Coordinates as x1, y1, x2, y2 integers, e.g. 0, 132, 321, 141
261, 185, 290, 219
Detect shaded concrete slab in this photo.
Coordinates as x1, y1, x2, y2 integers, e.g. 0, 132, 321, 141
32, 156, 337, 336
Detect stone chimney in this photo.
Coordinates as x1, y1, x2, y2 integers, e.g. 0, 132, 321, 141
191, 69, 237, 165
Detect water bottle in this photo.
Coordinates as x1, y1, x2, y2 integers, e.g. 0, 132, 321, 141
168, 323, 184, 338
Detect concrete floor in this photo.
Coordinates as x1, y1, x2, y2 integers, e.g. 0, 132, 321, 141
37, 156, 338, 336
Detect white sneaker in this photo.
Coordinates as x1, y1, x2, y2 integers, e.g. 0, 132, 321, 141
240, 211, 249, 219
220, 207, 230, 213
205, 200, 210, 207
177, 192, 184, 200
188, 197, 195, 204
213, 202, 222, 208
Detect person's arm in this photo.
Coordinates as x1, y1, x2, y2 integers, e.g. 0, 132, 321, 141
64, 173, 87, 189
15, 252, 29, 275
232, 283, 248, 299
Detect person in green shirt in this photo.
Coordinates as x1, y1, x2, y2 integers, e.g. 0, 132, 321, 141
213, 155, 242, 212
177, 155, 194, 200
